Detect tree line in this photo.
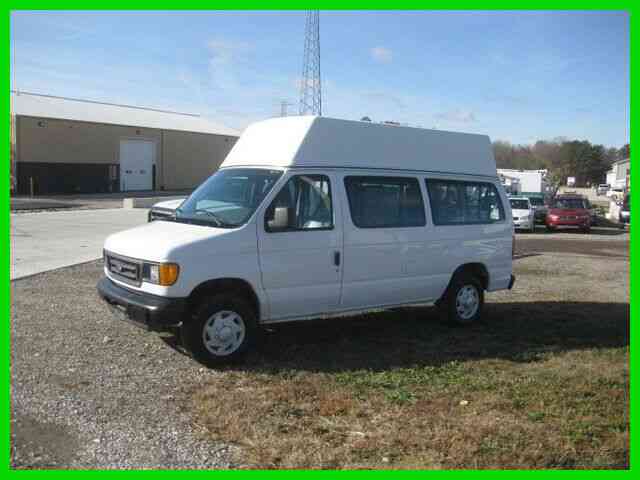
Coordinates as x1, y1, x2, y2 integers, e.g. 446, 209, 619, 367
493, 139, 630, 188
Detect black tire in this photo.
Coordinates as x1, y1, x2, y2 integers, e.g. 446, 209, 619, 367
441, 274, 484, 326
581, 226, 591, 234
546, 225, 556, 232
181, 294, 258, 367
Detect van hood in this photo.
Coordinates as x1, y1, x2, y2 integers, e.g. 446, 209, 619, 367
104, 220, 237, 262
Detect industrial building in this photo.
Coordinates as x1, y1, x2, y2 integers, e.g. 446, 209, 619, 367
497, 168, 551, 197
605, 158, 630, 190
10, 91, 240, 195
498, 172, 521, 195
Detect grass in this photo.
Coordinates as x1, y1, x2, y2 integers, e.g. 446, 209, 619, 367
189, 300, 629, 468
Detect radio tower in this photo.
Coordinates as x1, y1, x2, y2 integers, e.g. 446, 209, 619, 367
299, 10, 321, 116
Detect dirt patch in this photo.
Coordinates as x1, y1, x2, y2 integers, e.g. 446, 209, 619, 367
11, 414, 81, 468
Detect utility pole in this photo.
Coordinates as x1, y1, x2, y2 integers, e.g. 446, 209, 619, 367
299, 10, 322, 116
280, 100, 293, 117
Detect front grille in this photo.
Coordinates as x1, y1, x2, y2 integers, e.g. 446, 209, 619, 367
105, 252, 141, 286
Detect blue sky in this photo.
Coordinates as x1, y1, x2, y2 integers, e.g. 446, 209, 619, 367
11, 11, 629, 147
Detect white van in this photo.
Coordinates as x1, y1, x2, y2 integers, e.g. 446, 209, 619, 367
509, 196, 535, 232
98, 116, 515, 366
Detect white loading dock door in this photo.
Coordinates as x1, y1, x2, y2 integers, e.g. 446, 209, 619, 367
120, 139, 155, 191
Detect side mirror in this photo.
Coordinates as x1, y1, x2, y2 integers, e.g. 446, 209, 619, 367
267, 206, 290, 230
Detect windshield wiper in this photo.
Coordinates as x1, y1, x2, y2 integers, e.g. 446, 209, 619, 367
192, 209, 235, 228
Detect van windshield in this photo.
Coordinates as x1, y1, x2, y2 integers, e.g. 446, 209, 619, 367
175, 168, 283, 228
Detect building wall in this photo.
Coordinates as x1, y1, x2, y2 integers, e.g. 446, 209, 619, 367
497, 169, 547, 194
15, 115, 238, 195
615, 160, 630, 181
17, 115, 162, 165
161, 130, 236, 190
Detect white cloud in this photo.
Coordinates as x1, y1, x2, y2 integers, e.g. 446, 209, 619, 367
434, 109, 477, 124
207, 38, 252, 64
207, 38, 253, 91
370, 46, 393, 64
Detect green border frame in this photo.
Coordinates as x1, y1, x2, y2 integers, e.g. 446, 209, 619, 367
2, 4, 634, 475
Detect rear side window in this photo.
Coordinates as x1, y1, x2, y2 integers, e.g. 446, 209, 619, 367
344, 176, 426, 228
426, 179, 504, 225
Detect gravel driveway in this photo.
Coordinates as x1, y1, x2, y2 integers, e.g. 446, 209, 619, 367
11, 230, 629, 468
11, 261, 235, 468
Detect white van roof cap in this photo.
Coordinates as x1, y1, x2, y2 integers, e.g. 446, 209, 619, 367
221, 116, 497, 177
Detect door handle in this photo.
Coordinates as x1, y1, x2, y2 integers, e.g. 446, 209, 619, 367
333, 251, 341, 266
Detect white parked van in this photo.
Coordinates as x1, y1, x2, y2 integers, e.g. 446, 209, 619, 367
98, 116, 515, 366
509, 196, 535, 232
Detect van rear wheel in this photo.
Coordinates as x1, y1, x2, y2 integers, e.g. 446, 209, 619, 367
442, 274, 484, 326
182, 294, 258, 367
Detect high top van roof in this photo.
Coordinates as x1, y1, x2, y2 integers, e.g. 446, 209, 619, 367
221, 116, 497, 178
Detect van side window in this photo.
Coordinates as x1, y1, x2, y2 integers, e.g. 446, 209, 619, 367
344, 176, 426, 228
265, 175, 333, 232
426, 179, 504, 225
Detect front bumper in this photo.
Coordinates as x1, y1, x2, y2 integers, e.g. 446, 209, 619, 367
513, 218, 534, 230
97, 277, 187, 331
546, 218, 590, 228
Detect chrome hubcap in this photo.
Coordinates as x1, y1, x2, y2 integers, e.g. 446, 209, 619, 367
455, 285, 480, 320
202, 310, 246, 356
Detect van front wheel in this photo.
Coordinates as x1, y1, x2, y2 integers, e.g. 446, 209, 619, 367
182, 294, 258, 367
443, 275, 484, 326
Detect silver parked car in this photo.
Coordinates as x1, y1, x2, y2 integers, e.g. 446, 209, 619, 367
147, 198, 185, 222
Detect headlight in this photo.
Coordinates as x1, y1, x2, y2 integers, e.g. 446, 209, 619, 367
142, 262, 180, 286
549, 214, 559, 220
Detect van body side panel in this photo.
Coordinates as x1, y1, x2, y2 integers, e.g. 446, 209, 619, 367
256, 171, 343, 320
487, 185, 514, 291
160, 223, 264, 301
420, 177, 513, 297
424, 224, 513, 295
337, 172, 444, 310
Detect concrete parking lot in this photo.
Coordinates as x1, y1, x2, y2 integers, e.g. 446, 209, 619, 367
10, 230, 629, 468
10, 190, 191, 212
10, 208, 148, 280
